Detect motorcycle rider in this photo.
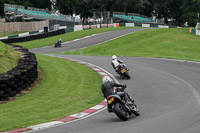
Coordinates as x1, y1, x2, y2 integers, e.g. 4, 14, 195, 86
57, 38, 62, 46
111, 55, 124, 72
101, 76, 134, 106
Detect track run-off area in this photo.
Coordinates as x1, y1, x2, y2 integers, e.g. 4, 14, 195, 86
27, 28, 200, 133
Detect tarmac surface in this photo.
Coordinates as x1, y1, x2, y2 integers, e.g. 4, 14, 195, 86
29, 28, 200, 133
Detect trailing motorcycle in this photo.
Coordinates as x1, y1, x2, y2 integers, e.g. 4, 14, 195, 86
107, 87, 140, 121
117, 64, 130, 79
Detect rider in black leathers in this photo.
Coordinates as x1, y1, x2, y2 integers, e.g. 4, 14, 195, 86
101, 76, 134, 105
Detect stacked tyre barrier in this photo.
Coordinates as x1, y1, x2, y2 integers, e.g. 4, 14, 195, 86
0, 44, 38, 101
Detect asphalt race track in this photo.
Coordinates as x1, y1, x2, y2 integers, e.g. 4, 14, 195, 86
30, 28, 150, 54
30, 28, 200, 133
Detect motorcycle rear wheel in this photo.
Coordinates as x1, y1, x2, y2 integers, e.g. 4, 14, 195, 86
114, 103, 129, 121
124, 71, 130, 79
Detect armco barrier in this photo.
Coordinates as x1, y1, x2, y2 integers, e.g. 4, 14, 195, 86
8, 35, 19, 39
82, 25, 102, 29
142, 24, 150, 28
101, 24, 108, 28
65, 25, 74, 33
1, 22, 178, 44
83, 25, 90, 30
119, 23, 125, 27
29, 31, 40, 35
108, 24, 114, 27
158, 25, 169, 28
125, 23, 134, 27
74, 25, 83, 31
134, 23, 142, 27
150, 24, 159, 28
1, 29, 65, 43
0, 44, 38, 101
90, 25, 97, 29
192, 28, 196, 35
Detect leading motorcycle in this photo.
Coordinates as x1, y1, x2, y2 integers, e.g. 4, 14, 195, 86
107, 87, 140, 121
117, 64, 130, 79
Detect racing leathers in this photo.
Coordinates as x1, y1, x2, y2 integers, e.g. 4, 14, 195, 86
111, 59, 123, 72
101, 81, 133, 105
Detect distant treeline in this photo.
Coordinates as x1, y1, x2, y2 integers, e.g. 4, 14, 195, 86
1, 0, 200, 26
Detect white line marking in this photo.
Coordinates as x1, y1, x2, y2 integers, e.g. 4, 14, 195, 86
28, 121, 63, 130
70, 112, 89, 118
90, 105, 105, 110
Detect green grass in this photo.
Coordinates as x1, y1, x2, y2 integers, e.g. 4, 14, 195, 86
14, 27, 139, 49
58, 28, 200, 62
0, 42, 20, 73
0, 54, 103, 131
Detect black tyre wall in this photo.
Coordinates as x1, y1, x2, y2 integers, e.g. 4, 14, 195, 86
0, 44, 38, 101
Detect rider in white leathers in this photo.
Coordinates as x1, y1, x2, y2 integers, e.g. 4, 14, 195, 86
111, 55, 124, 72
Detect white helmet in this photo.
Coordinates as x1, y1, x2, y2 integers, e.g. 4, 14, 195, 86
102, 76, 112, 83
112, 55, 117, 60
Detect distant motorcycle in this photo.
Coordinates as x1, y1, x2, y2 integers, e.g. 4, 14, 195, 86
117, 64, 130, 79
107, 86, 140, 121
54, 42, 61, 48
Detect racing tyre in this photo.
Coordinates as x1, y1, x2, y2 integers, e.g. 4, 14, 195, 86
4, 88, 12, 94
9, 91, 16, 97
132, 108, 140, 116
0, 94, 9, 101
124, 72, 130, 79
16, 88, 21, 94
113, 103, 129, 121
131, 104, 140, 116
0, 84, 7, 91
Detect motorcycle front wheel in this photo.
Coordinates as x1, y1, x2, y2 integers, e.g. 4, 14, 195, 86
131, 103, 140, 116
114, 103, 129, 121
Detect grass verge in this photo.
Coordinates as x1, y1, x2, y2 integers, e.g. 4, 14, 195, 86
0, 68, 45, 104
0, 42, 20, 73
14, 27, 139, 49
0, 54, 103, 131
57, 28, 200, 62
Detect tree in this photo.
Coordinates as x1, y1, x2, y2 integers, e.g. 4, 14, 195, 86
28, 0, 51, 10
56, 0, 97, 24
192, 0, 200, 22
0, 0, 15, 17
75, 0, 95, 24
56, 0, 76, 16
1, 0, 199, 26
